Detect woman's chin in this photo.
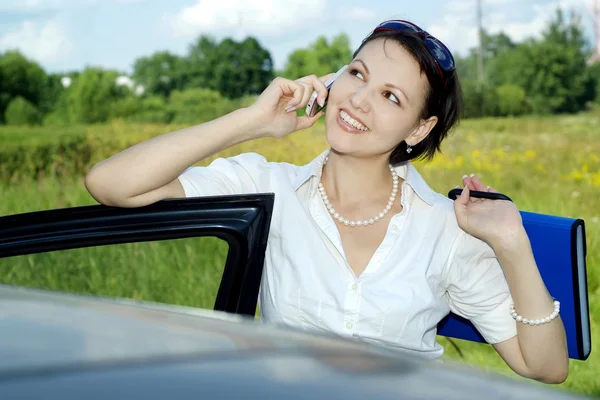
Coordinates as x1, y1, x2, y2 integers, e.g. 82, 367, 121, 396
325, 132, 359, 154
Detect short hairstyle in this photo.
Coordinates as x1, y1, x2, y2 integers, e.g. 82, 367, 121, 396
352, 29, 464, 164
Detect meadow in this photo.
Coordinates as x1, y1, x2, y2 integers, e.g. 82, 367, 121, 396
1, 110, 599, 396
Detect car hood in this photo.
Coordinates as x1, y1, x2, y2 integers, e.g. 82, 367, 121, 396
0, 283, 378, 371
0, 284, 587, 399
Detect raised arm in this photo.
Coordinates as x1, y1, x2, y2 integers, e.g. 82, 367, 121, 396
84, 75, 330, 208
85, 108, 263, 207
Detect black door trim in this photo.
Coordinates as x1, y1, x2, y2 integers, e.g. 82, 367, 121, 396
0, 194, 274, 316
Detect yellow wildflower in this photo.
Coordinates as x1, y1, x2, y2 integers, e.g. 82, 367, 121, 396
592, 172, 600, 187
570, 169, 584, 182
491, 148, 507, 161
582, 163, 589, 173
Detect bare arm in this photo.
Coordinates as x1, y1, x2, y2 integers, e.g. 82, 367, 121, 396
85, 108, 264, 208
491, 236, 569, 384
455, 176, 569, 384
84, 75, 330, 208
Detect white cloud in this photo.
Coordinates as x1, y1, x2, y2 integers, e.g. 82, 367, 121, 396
0, 19, 73, 63
166, 0, 326, 38
340, 7, 377, 22
0, 0, 144, 11
485, 0, 518, 5
0, 0, 64, 11
423, 0, 480, 55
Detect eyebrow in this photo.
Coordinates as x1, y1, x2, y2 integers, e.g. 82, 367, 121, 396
354, 59, 410, 104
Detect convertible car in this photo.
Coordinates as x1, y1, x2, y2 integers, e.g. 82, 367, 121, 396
0, 194, 591, 399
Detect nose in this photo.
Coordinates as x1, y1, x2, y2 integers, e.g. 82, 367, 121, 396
349, 85, 371, 113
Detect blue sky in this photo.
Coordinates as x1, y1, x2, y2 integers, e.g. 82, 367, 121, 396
0, 0, 595, 75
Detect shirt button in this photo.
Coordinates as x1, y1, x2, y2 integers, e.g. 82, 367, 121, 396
391, 224, 398, 231
351, 283, 357, 290
345, 322, 353, 330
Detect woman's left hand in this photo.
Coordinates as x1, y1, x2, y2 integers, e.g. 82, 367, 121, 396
453, 174, 524, 249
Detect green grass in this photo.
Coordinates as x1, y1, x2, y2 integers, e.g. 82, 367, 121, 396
0, 124, 86, 145
0, 236, 229, 308
1, 111, 599, 396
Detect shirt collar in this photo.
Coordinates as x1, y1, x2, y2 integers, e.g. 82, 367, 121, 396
293, 149, 438, 206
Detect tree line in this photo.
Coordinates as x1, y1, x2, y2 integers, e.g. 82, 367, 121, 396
0, 8, 599, 127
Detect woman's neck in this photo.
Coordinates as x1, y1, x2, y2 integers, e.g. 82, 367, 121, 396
321, 151, 395, 204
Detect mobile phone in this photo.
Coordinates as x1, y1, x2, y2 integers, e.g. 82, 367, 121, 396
448, 188, 513, 202
305, 65, 348, 117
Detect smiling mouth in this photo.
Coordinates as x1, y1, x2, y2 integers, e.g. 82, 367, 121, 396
338, 109, 369, 132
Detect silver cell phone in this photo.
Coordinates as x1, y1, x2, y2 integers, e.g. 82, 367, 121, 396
305, 65, 348, 117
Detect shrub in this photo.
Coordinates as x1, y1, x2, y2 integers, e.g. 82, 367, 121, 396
461, 79, 499, 118
496, 84, 530, 116
588, 62, 600, 105
169, 88, 236, 124
4, 97, 42, 126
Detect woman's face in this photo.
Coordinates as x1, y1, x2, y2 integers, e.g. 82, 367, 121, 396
325, 38, 437, 159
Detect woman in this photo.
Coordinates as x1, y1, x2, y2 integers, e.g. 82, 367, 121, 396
85, 20, 569, 383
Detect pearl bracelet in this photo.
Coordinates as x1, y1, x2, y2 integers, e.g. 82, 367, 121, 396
510, 300, 560, 326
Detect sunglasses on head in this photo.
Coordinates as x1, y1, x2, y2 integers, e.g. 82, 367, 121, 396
370, 20, 456, 81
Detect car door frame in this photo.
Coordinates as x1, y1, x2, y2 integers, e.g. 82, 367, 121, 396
0, 194, 274, 316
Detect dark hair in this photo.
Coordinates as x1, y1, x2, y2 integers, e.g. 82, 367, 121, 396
352, 29, 464, 164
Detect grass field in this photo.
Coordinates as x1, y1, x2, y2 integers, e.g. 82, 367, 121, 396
1, 111, 599, 396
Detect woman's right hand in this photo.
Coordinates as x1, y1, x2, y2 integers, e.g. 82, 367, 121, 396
248, 73, 334, 139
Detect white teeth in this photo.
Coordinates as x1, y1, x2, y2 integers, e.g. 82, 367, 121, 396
339, 110, 368, 131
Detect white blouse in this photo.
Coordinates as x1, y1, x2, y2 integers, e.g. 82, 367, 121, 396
178, 149, 518, 359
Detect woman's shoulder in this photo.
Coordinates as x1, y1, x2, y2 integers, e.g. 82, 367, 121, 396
212, 150, 326, 187
230, 151, 318, 171
402, 163, 458, 215
179, 151, 321, 197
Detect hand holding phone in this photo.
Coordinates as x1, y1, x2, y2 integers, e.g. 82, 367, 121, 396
305, 65, 348, 117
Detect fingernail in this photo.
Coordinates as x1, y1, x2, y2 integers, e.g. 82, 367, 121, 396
470, 173, 476, 178
462, 175, 468, 180
285, 106, 295, 112
317, 97, 325, 107
455, 185, 460, 189
487, 186, 491, 190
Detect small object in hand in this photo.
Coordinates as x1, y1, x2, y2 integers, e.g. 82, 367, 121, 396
447, 188, 513, 202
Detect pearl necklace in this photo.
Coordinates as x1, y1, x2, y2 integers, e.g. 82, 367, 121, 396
318, 156, 399, 227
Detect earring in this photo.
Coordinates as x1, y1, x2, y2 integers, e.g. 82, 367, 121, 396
406, 144, 412, 154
